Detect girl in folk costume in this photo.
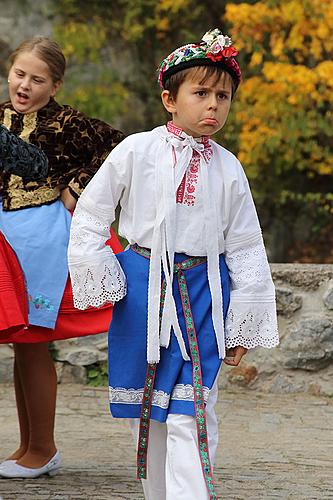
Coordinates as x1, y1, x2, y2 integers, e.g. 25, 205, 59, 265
68, 29, 279, 499
0, 37, 124, 478
0, 124, 48, 339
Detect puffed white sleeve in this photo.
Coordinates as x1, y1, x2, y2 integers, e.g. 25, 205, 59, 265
224, 160, 279, 349
68, 148, 128, 310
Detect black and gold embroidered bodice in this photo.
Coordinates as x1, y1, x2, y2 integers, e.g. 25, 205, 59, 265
0, 98, 125, 211
0, 124, 48, 180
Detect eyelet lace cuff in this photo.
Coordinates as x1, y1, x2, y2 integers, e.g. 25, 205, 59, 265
226, 234, 272, 289
70, 256, 126, 310
68, 197, 127, 310
225, 234, 279, 349
225, 300, 279, 349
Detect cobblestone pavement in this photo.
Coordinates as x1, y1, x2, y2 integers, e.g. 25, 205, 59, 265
0, 383, 332, 500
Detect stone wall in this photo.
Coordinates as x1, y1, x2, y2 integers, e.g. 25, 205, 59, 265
1, 264, 332, 394
220, 264, 333, 395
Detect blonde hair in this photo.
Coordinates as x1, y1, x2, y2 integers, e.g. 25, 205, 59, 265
9, 37, 66, 83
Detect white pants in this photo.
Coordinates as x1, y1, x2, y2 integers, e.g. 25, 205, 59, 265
130, 378, 219, 500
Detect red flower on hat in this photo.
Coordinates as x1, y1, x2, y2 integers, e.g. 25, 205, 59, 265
206, 46, 238, 62
206, 52, 224, 62
222, 46, 238, 57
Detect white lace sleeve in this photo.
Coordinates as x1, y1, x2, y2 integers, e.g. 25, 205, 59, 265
68, 199, 126, 310
223, 160, 279, 350
225, 234, 279, 349
68, 152, 128, 310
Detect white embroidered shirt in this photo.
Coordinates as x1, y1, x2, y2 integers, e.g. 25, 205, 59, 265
68, 124, 279, 362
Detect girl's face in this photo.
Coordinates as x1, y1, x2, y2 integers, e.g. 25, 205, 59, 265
8, 50, 61, 114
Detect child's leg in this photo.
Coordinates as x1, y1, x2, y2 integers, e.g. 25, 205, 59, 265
165, 414, 210, 500
6, 359, 30, 460
129, 419, 167, 500
13, 342, 58, 468
129, 379, 219, 500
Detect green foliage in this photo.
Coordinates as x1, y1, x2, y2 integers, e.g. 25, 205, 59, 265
54, 19, 107, 64
51, 0, 230, 131
57, 68, 129, 124
86, 361, 108, 387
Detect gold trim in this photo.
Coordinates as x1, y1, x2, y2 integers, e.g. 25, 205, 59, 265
2, 109, 37, 143
21, 113, 37, 142
5, 175, 61, 210
3, 108, 16, 130
68, 179, 82, 197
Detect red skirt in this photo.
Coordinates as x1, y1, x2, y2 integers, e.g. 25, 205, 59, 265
0, 228, 124, 344
0, 232, 29, 341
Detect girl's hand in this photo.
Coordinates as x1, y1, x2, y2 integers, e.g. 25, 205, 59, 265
60, 187, 77, 211
224, 346, 248, 366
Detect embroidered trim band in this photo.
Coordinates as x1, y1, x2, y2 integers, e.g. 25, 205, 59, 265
131, 244, 218, 499
137, 363, 156, 480
108, 384, 210, 408
158, 28, 241, 91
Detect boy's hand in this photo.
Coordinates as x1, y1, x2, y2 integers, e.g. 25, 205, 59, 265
224, 346, 248, 366
60, 187, 77, 211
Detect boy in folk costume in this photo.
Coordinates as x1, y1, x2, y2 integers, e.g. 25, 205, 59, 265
68, 29, 279, 500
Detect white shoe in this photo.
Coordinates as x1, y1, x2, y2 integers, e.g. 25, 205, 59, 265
0, 451, 61, 478
0, 460, 16, 469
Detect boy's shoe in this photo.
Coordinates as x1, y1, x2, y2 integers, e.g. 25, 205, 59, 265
0, 451, 61, 478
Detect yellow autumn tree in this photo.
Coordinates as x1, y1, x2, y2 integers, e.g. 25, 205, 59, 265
52, 0, 332, 260
223, 0, 333, 262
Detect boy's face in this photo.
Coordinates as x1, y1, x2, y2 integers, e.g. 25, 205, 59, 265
161, 69, 232, 137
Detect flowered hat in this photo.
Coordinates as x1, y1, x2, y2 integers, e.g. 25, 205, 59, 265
158, 28, 241, 90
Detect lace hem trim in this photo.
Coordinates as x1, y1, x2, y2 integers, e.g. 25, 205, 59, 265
109, 383, 210, 409
70, 258, 127, 310
225, 301, 279, 349
225, 334, 279, 349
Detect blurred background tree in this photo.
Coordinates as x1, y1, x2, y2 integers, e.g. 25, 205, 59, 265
223, 0, 333, 262
0, 0, 331, 262
52, 0, 236, 130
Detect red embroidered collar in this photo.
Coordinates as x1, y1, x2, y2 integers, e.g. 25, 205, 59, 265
166, 121, 210, 147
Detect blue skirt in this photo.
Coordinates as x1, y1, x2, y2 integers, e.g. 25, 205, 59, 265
108, 247, 230, 423
0, 200, 71, 329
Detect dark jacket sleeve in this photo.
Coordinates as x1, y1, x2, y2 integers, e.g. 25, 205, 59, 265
64, 115, 125, 199
0, 124, 48, 180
